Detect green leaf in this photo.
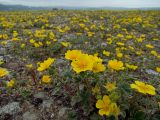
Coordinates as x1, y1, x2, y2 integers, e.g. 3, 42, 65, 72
134, 111, 146, 120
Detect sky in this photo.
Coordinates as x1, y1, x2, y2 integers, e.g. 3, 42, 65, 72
0, 0, 160, 8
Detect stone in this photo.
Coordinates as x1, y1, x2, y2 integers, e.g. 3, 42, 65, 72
0, 47, 6, 55
79, 84, 84, 91
41, 99, 53, 109
55, 59, 65, 65
0, 102, 21, 115
50, 113, 55, 118
146, 69, 160, 76
23, 111, 38, 120
58, 107, 70, 118
0, 56, 4, 61
101, 42, 107, 47
34, 92, 48, 100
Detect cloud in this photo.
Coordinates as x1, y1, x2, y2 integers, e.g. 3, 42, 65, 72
0, 0, 160, 7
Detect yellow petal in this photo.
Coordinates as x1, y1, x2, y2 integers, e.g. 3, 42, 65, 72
103, 95, 110, 104
96, 100, 104, 108
130, 84, 138, 89
99, 109, 106, 116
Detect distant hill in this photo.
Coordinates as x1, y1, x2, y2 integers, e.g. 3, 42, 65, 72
0, 4, 52, 11
0, 4, 160, 11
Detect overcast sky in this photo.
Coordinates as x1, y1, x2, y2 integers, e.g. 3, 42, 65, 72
0, 0, 160, 8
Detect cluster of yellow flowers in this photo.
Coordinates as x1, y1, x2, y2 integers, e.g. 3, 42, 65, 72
0, 10, 159, 119
65, 50, 140, 73
0, 68, 15, 88
65, 50, 106, 73
36, 58, 55, 84
96, 95, 120, 117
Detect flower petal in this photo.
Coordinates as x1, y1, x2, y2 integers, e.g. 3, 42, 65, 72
103, 95, 110, 104
96, 100, 104, 108
99, 109, 106, 116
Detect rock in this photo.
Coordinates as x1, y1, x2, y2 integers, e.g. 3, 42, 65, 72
23, 111, 38, 120
34, 92, 48, 100
41, 99, 53, 109
5, 55, 13, 60
103, 59, 108, 64
0, 56, 4, 61
55, 59, 66, 66
57, 100, 62, 105
0, 87, 6, 92
58, 107, 70, 119
101, 42, 107, 47
79, 84, 84, 91
146, 69, 160, 76
0, 102, 21, 115
50, 113, 55, 118
0, 47, 6, 55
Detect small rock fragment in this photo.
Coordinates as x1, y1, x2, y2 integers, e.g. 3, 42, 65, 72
146, 69, 160, 76
0, 102, 21, 115
23, 111, 38, 120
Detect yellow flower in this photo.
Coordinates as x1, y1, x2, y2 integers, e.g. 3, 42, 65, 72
96, 95, 120, 117
104, 82, 117, 91
92, 62, 106, 73
34, 43, 40, 47
130, 81, 156, 95
38, 42, 43, 46
76, 32, 82, 35
30, 39, 35, 44
156, 67, 160, 73
108, 59, 124, 71
0, 68, 9, 77
106, 38, 112, 44
92, 85, 100, 95
20, 44, 25, 48
126, 35, 133, 39
136, 37, 143, 42
1, 41, 8, 45
87, 32, 95, 37
89, 55, 103, 63
151, 50, 158, 56
136, 51, 142, 55
96, 95, 111, 116
37, 58, 55, 72
46, 41, 51, 45
85, 42, 88, 44
42, 75, 51, 83
7, 79, 15, 88
125, 63, 138, 70
79, 23, 85, 28
65, 50, 82, 61
117, 34, 124, 38
116, 42, 124, 46
26, 64, 33, 68
103, 50, 110, 57
71, 54, 93, 73
12, 37, 19, 41
61, 42, 71, 47
110, 103, 120, 117
146, 44, 154, 49
116, 52, 123, 58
